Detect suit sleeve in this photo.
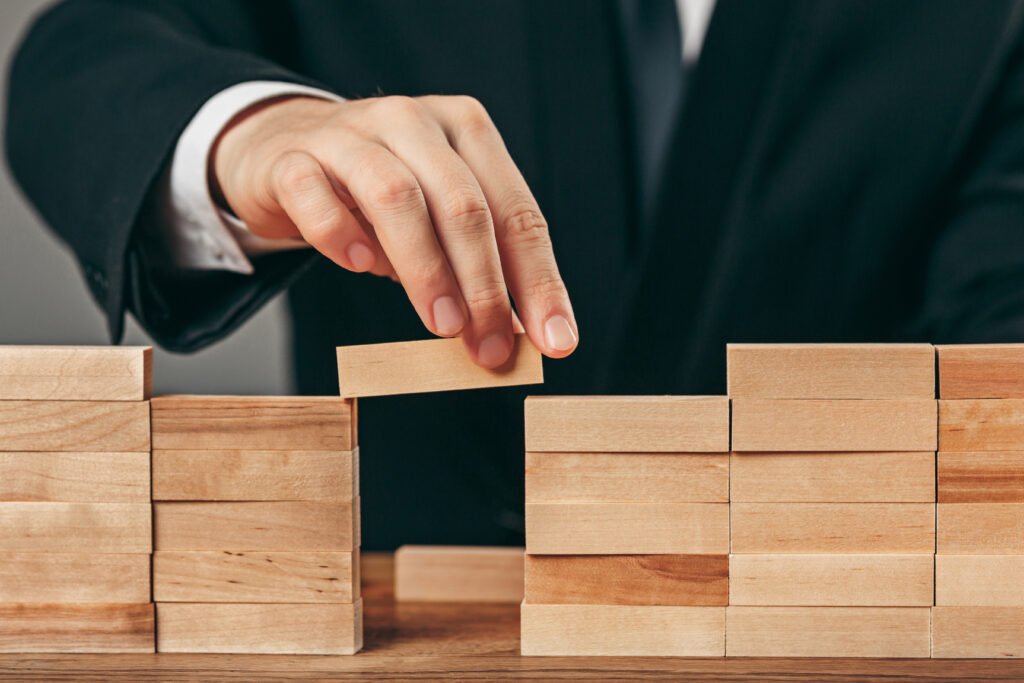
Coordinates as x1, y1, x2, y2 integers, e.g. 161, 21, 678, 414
5, 0, 329, 351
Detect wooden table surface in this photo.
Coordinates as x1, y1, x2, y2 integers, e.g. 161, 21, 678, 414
2, 552, 1023, 681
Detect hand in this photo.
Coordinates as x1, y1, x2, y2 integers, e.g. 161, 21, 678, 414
212, 95, 578, 368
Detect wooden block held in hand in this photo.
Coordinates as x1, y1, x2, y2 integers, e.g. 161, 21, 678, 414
525, 396, 729, 453
336, 335, 543, 398
940, 400, 1024, 451
0, 452, 150, 502
0, 346, 152, 401
0, 554, 150, 603
521, 603, 724, 656
727, 343, 935, 399
938, 344, 1024, 398
937, 503, 1024, 554
525, 554, 727, 606
939, 451, 1024, 502
0, 502, 151, 553
0, 401, 150, 452
731, 399, 937, 452
0, 603, 154, 653
933, 606, 1024, 657
394, 546, 523, 602
936, 555, 1024, 605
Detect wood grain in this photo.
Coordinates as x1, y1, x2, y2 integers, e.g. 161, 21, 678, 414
0, 603, 154, 653
0, 401, 150, 452
731, 399, 937, 452
933, 606, 1024, 658
395, 546, 523, 602
0, 346, 151, 401
936, 555, 1024, 605
0, 554, 150, 603
524, 554, 727, 606
520, 603, 724, 656
0, 502, 151, 552
0, 452, 150, 502
940, 399, 1024, 451
727, 343, 935, 399
937, 503, 1024, 554
938, 344, 1024, 399
524, 396, 729, 453
938, 451, 1024, 502
730, 503, 935, 554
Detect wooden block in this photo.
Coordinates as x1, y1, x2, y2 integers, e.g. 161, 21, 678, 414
0, 451, 150, 502
525, 503, 728, 554
151, 395, 354, 451
933, 606, 1024, 658
727, 343, 935, 399
152, 449, 357, 501
938, 344, 1024, 398
0, 502, 151, 553
729, 554, 933, 606
0, 603, 154, 653
524, 554, 727, 606
731, 399, 937, 452
520, 603, 724, 656
730, 503, 935, 554
939, 451, 1024, 502
154, 551, 358, 603
154, 500, 359, 551
156, 601, 362, 654
524, 396, 729, 453
0, 400, 150, 452
936, 555, 1024, 605
526, 452, 728, 503
730, 451, 935, 503
940, 400, 1024, 451
0, 554, 150, 603
725, 607, 930, 657
0, 345, 151, 401
336, 334, 543, 398
394, 546, 523, 602
937, 503, 1024, 554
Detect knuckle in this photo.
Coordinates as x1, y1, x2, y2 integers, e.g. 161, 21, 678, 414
443, 190, 491, 230
406, 258, 450, 292
503, 203, 550, 243
522, 270, 567, 300
464, 283, 508, 312
377, 95, 424, 121
271, 152, 321, 195
452, 95, 493, 134
368, 176, 423, 212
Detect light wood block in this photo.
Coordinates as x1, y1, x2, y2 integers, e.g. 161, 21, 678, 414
933, 606, 1024, 658
525, 503, 728, 554
731, 399, 937, 452
730, 451, 935, 503
937, 503, 1024, 554
153, 449, 357, 501
0, 554, 150, 603
730, 503, 935, 554
156, 601, 362, 654
154, 551, 358, 603
154, 500, 359, 551
0, 346, 151, 401
0, 400, 150, 452
0, 452, 150, 502
524, 554, 727, 606
524, 396, 729, 453
394, 546, 523, 602
336, 334, 543, 398
936, 555, 1024, 605
940, 399, 1024, 451
938, 344, 1024, 398
520, 603, 724, 656
0, 502, 151, 553
526, 452, 728, 503
726, 607, 930, 657
0, 603, 154, 653
939, 451, 1024, 502
151, 395, 354, 451
727, 343, 935, 399
729, 554, 933, 606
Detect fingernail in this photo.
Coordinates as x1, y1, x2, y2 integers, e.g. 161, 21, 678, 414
347, 243, 376, 272
544, 314, 577, 352
478, 333, 511, 368
432, 296, 464, 336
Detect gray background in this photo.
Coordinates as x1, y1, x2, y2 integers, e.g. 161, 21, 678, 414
0, 0, 293, 395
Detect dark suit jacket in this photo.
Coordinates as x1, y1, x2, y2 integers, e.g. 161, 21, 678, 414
7, 0, 1024, 548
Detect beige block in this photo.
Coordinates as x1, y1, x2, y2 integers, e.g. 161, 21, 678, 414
940, 400, 1024, 451
933, 606, 1024, 658
0, 603, 154, 653
395, 545, 523, 602
939, 451, 1024, 503
0, 554, 150, 603
0, 452, 150, 502
937, 555, 1024, 605
937, 503, 1024, 554
0, 502, 151, 553
0, 345, 151, 401
938, 344, 1024, 399
0, 401, 150, 452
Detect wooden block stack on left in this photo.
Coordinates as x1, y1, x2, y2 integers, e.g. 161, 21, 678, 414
0, 346, 154, 653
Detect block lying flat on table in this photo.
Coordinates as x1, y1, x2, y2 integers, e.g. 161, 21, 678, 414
336, 334, 542, 398
933, 606, 1024, 658
725, 606, 930, 658
526, 452, 728, 503
727, 343, 935, 399
936, 555, 1024, 605
156, 601, 362, 654
524, 396, 729, 453
0, 553, 150, 603
0, 346, 152, 401
520, 603, 724, 656
0, 502, 151, 553
730, 503, 935, 554
937, 503, 1024, 554
154, 551, 358, 603
731, 399, 937, 452
938, 451, 1024, 502
0, 401, 150, 452
940, 400, 1024, 451
151, 395, 354, 451
0, 603, 154, 653
394, 546, 523, 602
154, 500, 359, 551
0, 452, 150, 502
524, 554, 727, 606
730, 451, 935, 503
525, 503, 728, 554
729, 554, 933, 606
937, 344, 1024, 398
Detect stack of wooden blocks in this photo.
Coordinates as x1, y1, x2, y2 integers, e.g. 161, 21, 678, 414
0, 347, 154, 653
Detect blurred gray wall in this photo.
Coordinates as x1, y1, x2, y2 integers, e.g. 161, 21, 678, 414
0, 0, 294, 395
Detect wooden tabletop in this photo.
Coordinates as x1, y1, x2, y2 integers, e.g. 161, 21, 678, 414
2, 552, 1023, 681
